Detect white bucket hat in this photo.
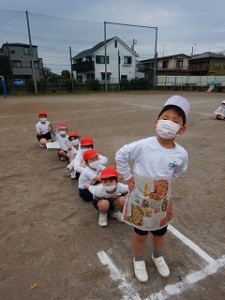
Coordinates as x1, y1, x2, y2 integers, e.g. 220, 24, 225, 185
164, 95, 191, 119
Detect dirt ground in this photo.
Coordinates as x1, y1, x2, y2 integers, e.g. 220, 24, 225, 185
0, 91, 225, 300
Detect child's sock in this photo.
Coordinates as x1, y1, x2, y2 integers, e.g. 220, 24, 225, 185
153, 250, 163, 258
134, 255, 144, 261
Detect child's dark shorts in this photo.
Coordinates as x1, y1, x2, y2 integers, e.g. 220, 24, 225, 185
36, 132, 52, 141
79, 188, 94, 202
93, 197, 116, 211
134, 226, 167, 236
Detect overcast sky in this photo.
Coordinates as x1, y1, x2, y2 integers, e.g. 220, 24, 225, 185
0, 0, 225, 74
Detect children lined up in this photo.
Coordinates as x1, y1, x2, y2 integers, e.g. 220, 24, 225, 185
35, 95, 190, 283
35, 113, 124, 227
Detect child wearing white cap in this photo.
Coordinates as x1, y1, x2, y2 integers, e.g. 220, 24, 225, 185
214, 100, 225, 120
115, 95, 190, 283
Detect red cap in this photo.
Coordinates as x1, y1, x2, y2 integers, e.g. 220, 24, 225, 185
58, 123, 67, 129
80, 136, 93, 146
83, 149, 98, 161
101, 167, 118, 179
39, 110, 47, 117
69, 131, 79, 138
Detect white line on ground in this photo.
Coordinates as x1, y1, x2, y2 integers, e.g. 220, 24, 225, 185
98, 225, 225, 300
144, 256, 225, 300
97, 250, 142, 300
168, 225, 215, 264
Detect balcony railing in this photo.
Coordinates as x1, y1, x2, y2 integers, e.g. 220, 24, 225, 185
72, 61, 94, 72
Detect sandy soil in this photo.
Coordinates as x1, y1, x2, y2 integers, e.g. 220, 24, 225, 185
0, 91, 225, 300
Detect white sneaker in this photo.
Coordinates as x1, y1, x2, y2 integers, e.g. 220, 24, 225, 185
110, 211, 123, 222
98, 213, 108, 227
133, 258, 148, 283
60, 157, 66, 161
70, 171, 76, 179
151, 255, 170, 278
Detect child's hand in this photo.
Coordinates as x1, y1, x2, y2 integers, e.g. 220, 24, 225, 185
80, 162, 86, 168
127, 176, 135, 192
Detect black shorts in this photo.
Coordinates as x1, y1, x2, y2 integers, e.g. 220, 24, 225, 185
57, 149, 68, 155
134, 226, 168, 236
93, 197, 116, 211
79, 188, 93, 202
36, 132, 52, 141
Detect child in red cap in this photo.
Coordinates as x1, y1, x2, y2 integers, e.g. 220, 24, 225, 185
85, 166, 128, 227
35, 110, 54, 147
78, 149, 105, 202
53, 123, 70, 161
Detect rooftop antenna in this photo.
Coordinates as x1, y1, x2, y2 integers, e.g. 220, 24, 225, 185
131, 38, 137, 51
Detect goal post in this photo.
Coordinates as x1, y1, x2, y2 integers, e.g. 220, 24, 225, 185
103, 21, 158, 91
0, 76, 7, 98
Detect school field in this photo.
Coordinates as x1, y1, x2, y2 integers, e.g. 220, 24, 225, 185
0, 91, 225, 300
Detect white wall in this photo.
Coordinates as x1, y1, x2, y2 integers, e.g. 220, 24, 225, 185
157, 75, 225, 86
94, 39, 137, 84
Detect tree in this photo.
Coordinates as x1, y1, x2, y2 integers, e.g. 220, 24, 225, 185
61, 70, 70, 79
41, 66, 52, 79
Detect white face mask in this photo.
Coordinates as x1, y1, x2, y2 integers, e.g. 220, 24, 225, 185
71, 139, 79, 147
104, 185, 116, 192
59, 130, 66, 137
40, 117, 47, 123
156, 120, 180, 140
89, 161, 100, 170
81, 147, 92, 154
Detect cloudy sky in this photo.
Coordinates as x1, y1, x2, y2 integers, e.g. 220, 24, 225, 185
0, 0, 225, 74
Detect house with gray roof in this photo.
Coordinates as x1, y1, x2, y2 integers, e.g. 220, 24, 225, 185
72, 36, 139, 84
1, 43, 43, 85
138, 53, 191, 78
189, 52, 225, 75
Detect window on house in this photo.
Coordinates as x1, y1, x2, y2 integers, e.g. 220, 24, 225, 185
96, 55, 109, 64
24, 47, 31, 55
34, 61, 39, 69
12, 60, 22, 68
121, 75, 127, 80
214, 61, 224, 69
124, 56, 132, 65
162, 60, 169, 69
101, 72, 111, 80
10, 50, 15, 54
30, 61, 39, 69
86, 73, 95, 80
176, 59, 183, 68
114, 40, 117, 48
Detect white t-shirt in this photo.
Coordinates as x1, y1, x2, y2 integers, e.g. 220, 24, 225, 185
214, 106, 225, 117
115, 136, 188, 180
88, 183, 129, 199
78, 165, 105, 189
35, 121, 51, 135
115, 136, 188, 231
73, 148, 108, 174
54, 133, 70, 151
68, 146, 78, 157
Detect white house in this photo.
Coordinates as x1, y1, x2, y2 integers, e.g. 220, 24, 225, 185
72, 36, 139, 84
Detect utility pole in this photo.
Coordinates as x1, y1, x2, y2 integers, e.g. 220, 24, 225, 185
118, 50, 120, 91
162, 45, 166, 56
6, 43, 15, 93
69, 46, 75, 93
104, 22, 108, 92
26, 10, 38, 93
